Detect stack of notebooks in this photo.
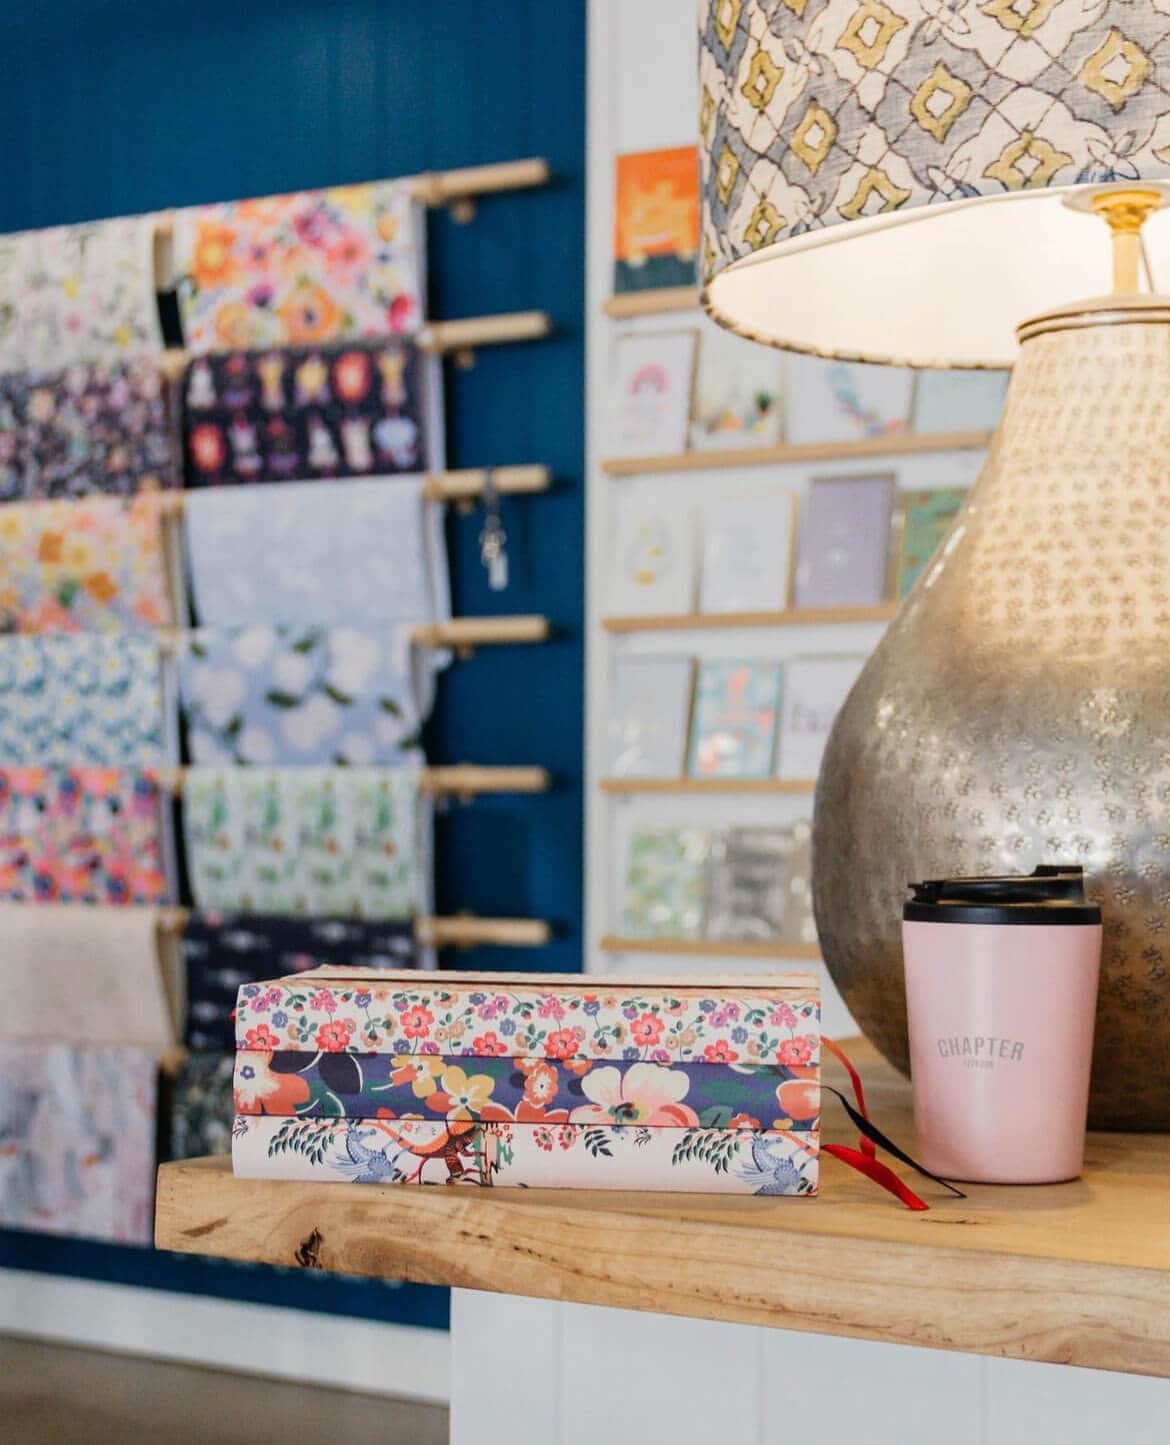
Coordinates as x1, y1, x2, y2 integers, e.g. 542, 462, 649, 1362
232, 968, 821, 1195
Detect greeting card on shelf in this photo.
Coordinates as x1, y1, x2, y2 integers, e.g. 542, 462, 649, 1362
613, 146, 699, 295
912, 370, 1010, 435
786, 355, 913, 445
688, 659, 782, 780
608, 492, 697, 615
897, 487, 969, 598
792, 472, 895, 608
781, 819, 817, 946
705, 826, 800, 942
775, 655, 866, 781
608, 655, 694, 778
689, 320, 784, 450
621, 825, 710, 940
609, 331, 697, 458
698, 493, 794, 614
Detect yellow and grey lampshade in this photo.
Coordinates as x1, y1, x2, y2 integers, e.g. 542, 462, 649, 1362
699, 0, 1170, 366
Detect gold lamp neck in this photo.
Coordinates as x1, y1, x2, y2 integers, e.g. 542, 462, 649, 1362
1090, 188, 1165, 294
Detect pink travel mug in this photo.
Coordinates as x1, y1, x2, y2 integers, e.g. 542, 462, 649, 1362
902, 866, 1102, 1184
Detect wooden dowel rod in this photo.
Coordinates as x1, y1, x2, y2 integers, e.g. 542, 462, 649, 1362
153, 160, 549, 245
156, 465, 551, 514
418, 311, 550, 354
408, 158, 549, 206
154, 906, 549, 949
160, 310, 551, 375
422, 464, 551, 502
154, 764, 549, 798
419, 765, 550, 797
416, 917, 551, 949
412, 615, 550, 648
155, 615, 549, 655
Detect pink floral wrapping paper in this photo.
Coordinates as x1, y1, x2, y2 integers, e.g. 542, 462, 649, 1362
232, 1115, 818, 1195
0, 1042, 157, 1244
174, 182, 424, 354
0, 494, 172, 633
234, 970, 820, 1067
0, 767, 170, 905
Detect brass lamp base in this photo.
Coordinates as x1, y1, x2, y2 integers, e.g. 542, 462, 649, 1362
813, 201, 1170, 1130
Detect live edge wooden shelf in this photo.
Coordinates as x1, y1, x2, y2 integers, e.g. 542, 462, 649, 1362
155, 1039, 1170, 1379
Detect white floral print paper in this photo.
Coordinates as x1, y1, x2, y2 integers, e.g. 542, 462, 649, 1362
183, 476, 450, 630
178, 624, 425, 766
0, 214, 163, 370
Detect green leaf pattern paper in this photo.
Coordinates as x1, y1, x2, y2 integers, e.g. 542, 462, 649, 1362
182, 764, 427, 919
622, 826, 710, 939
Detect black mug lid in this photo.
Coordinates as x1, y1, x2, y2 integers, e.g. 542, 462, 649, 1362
903, 865, 1101, 925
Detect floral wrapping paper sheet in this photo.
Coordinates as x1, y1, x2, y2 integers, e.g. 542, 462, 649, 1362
234, 1050, 821, 1131
0, 633, 172, 767
232, 1115, 819, 1195
0, 356, 176, 501
173, 182, 424, 354
169, 1051, 235, 1161
183, 339, 428, 486
183, 765, 428, 919
183, 477, 449, 631
0, 214, 163, 371
184, 911, 419, 1052
178, 623, 424, 768
0, 1041, 157, 1244
0, 767, 169, 905
0, 493, 172, 634
235, 978, 820, 1066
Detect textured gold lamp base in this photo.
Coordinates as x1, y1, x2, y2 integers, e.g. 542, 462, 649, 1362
814, 293, 1170, 1129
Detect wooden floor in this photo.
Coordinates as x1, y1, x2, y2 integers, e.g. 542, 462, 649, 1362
0, 1337, 447, 1445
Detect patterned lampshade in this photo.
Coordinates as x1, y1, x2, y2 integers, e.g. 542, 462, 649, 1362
699, 0, 1170, 365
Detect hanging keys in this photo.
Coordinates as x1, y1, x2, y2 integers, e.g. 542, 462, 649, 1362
479, 470, 510, 591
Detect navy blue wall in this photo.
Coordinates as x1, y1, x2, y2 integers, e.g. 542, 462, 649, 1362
0, 0, 586, 1328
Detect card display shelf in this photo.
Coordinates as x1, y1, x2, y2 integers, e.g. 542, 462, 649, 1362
156, 1037, 1170, 1380
602, 603, 897, 634
600, 778, 815, 795
601, 286, 701, 318
601, 429, 992, 477
598, 936, 821, 960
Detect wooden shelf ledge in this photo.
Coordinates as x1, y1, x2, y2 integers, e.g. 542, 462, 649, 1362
601, 286, 700, 318
155, 1039, 1170, 1379
599, 936, 820, 960
601, 429, 992, 477
600, 778, 814, 796
602, 603, 897, 633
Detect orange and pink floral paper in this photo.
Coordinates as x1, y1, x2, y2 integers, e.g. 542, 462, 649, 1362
0, 494, 172, 633
174, 182, 424, 354
0, 767, 169, 904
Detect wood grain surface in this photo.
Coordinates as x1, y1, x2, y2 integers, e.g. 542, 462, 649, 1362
156, 1040, 1170, 1377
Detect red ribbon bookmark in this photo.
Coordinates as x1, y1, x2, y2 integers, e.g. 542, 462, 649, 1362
820, 1036, 966, 1211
